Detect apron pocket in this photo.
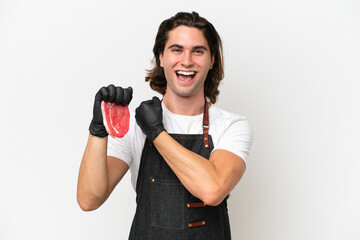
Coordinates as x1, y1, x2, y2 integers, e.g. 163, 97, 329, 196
150, 177, 185, 229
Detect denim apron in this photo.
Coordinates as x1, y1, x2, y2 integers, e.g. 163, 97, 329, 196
129, 102, 231, 240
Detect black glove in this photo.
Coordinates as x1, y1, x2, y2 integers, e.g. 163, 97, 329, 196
89, 84, 133, 137
135, 96, 165, 142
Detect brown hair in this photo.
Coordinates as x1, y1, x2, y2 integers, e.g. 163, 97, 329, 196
145, 11, 224, 104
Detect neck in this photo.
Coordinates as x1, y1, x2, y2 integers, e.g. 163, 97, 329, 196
163, 93, 205, 116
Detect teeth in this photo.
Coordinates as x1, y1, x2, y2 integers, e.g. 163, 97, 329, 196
177, 71, 195, 76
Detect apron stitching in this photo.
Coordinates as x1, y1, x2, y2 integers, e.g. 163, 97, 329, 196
130, 101, 230, 239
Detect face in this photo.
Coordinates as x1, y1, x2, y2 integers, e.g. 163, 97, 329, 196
159, 25, 215, 100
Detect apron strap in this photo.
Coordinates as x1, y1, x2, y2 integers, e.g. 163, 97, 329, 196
203, 100, 209, 149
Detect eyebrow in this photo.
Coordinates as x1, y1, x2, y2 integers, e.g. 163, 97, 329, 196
168, 44, 209, 51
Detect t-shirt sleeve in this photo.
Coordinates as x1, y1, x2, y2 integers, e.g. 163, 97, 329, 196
107, 133, 133, 167
213, 116, 253, 164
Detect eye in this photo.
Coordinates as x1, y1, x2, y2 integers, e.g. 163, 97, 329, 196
193, 49, 204, 55
171, 48, 182, 53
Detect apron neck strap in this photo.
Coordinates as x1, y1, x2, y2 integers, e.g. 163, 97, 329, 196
203, 100, 209, 149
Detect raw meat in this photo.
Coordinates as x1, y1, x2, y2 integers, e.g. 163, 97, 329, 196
101, 101, 130, 138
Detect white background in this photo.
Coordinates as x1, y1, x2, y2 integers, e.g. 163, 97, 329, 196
1, 0, 359, 239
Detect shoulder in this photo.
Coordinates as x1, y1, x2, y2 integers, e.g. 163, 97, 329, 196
209, 105, 253, 163
209, 105, 250, 131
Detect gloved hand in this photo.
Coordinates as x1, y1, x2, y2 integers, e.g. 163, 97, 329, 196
89, 84, 133, 137
135, 96, 165, 142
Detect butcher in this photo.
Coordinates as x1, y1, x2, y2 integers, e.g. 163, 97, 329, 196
77, 11, 252, 240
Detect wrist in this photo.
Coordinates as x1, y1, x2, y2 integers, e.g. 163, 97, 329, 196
148, 126, 166, 142
152, 130, 167, 144
89, 121, 108, 138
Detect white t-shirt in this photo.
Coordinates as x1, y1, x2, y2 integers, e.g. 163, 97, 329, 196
108, 102, 253, 190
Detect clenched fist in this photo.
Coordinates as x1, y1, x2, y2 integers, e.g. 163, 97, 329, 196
135, 96, 165, 142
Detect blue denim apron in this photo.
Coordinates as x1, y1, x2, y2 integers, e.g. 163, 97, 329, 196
129, 102, 231, 239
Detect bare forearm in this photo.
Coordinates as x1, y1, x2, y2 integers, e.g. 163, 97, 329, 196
77, 134, 109, 211
153, 132, 223, 205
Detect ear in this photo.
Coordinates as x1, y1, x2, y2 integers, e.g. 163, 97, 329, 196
159, 53, 164, 67
210, 54, 215, 69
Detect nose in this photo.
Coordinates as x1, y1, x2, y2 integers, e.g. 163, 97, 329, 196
181, 51, 194, 67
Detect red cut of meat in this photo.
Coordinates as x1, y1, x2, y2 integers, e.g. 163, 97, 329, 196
101, 101, 130, 138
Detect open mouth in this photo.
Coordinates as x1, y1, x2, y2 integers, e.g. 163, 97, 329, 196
176, 70, 197, 82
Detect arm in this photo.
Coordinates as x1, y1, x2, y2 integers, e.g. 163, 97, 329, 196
77, 134, 129, 211
77, 85, 132, 211
135, 97, 247, 206
153, 132, 245, 206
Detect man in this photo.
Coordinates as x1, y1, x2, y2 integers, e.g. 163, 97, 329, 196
77, 11, 252, 239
